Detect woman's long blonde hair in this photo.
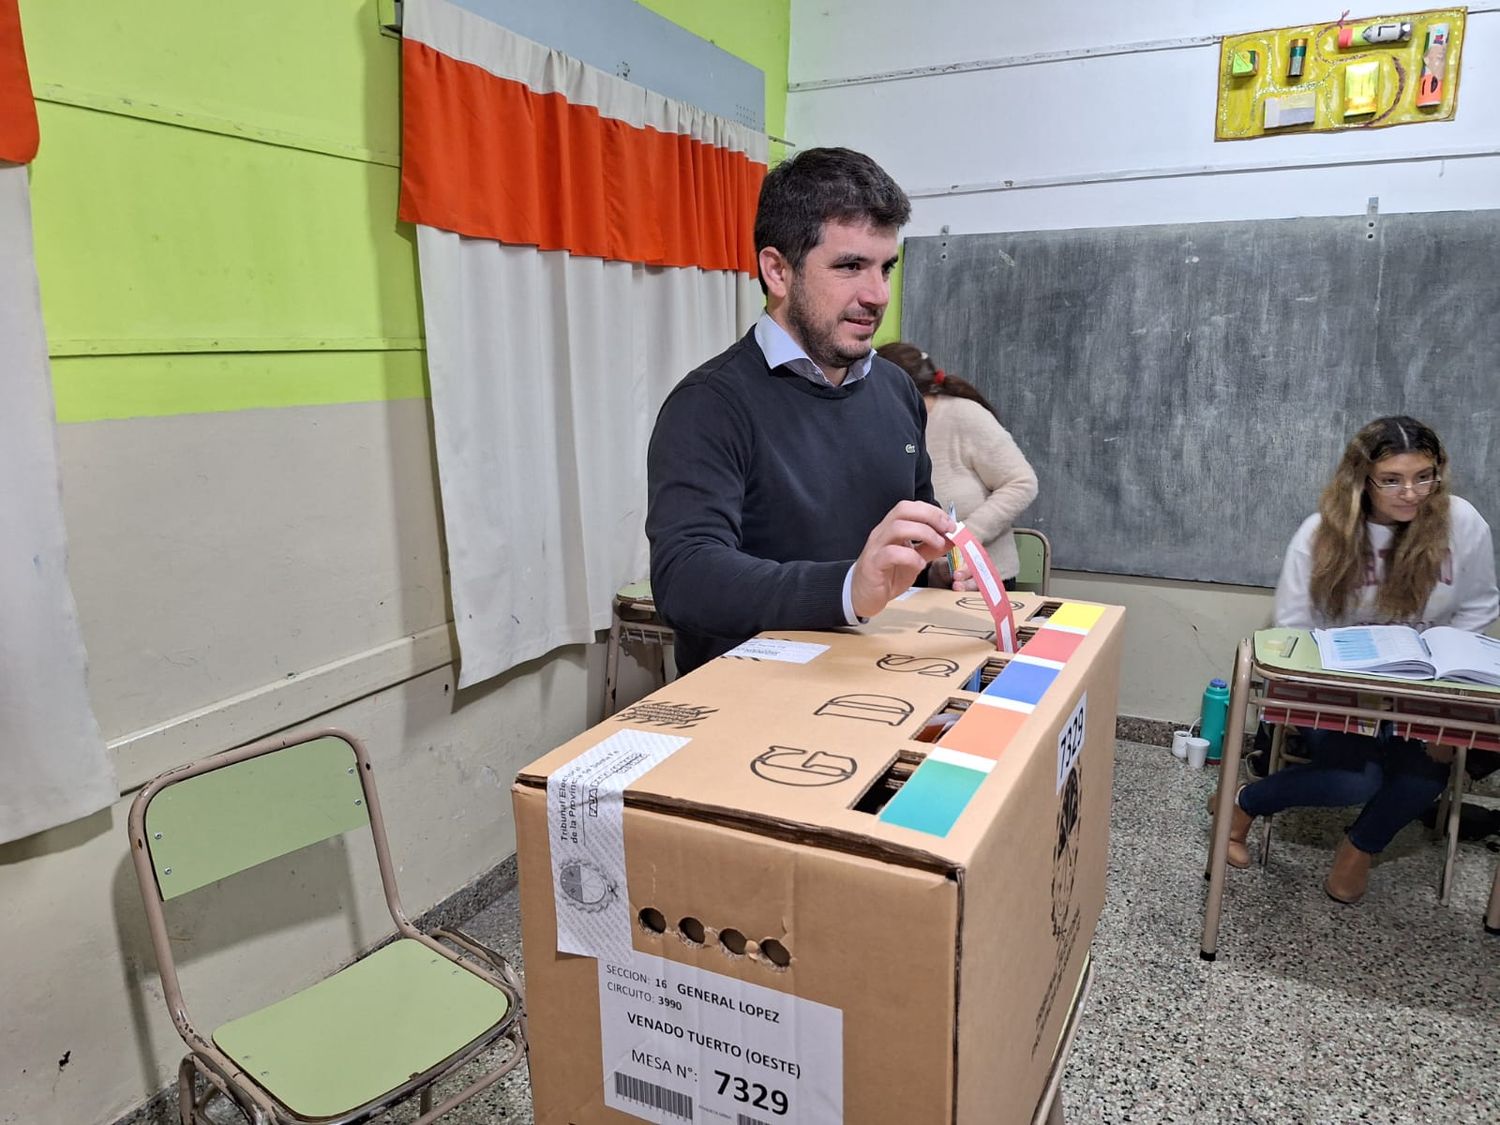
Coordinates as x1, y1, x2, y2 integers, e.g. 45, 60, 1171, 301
1309, 416, 1451, 623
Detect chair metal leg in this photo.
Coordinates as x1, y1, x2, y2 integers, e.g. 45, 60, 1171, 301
603, 613, 623, 717
411, 1030, 527, 1125
1439, 746, 1468, 905
1202, 639, 1252, 961
178, 1058, 197, 1125
1259, 724, 1286, 868
649, 632, 669, 692
420, 1086, 434, 1114
1485, 862, 1500, 934
1267, 722, 1286, 775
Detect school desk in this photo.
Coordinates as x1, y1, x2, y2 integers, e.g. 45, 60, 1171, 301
602, 580, 674, 716
1201, 628, 1500, 960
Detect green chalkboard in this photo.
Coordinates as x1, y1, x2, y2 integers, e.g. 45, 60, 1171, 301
902, 209, 1500, 587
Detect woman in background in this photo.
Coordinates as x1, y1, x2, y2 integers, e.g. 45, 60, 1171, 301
877, 342, 1038, 583
1219, 416, 1498, 903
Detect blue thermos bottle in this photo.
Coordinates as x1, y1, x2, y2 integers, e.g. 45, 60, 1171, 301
1201, 677, 1231, 763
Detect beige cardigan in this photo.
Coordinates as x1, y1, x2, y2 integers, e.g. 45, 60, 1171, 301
926, 396, 1039, 580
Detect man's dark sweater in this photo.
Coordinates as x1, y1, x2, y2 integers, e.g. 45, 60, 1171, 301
646, 329, 936, 674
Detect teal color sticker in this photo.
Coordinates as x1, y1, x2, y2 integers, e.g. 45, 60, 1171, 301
879, 758, 988, 837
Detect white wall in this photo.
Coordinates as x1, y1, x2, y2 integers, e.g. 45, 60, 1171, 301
789, 1, 1500, 721
790, 1, 1500, 235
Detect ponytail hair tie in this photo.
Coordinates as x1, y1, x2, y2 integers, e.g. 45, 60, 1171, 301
932, 369, 947, 386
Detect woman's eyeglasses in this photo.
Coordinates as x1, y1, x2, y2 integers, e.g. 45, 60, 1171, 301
1368, 474, 1441, 495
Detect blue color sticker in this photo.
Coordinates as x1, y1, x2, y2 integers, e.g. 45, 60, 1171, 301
982, 658, 1059, 707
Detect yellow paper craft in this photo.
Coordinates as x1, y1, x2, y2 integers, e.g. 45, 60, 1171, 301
1215, 8, 1466, 140
1345, 59, 1381, 116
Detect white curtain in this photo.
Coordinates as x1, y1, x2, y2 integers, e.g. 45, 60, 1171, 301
414, 244, 760, 685
402, 0, 765, 687
0, 164, 117, 843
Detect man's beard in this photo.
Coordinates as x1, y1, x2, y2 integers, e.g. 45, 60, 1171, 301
786, 283, 877, 373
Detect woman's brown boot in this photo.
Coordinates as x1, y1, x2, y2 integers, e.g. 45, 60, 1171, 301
1207, 787, 1254, 869
1324, 836, 1373, 904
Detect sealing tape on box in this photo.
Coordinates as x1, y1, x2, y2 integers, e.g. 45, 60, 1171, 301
547, 729, 690, 960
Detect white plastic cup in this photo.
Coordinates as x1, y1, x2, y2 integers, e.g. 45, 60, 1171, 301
1185, 737, 1210, 769
1171, 730, 1192, 760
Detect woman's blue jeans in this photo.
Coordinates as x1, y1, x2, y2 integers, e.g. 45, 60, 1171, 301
1237, 726, 1449, 854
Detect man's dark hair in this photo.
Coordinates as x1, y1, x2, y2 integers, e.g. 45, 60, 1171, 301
753, 147, 911, 279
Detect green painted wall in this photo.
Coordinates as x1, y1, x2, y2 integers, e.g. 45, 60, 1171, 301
25, 0, 790, 422
25, 1, 416, 422
875, 256, 905, 348
637, 0, 789, 160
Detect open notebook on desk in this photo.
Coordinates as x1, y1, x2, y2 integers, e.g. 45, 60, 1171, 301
1311, 625, 1500, 686
1250, 629, 1500, 751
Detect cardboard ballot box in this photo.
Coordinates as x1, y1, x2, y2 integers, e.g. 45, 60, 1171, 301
513, 589, 1124, 1124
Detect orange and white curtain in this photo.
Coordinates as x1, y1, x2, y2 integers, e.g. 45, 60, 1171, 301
2, 0, 118, 843
0, 0, 39, 165
399, 0, 766, 687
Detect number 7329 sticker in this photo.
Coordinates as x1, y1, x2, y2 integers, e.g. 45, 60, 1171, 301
598, 951, 842, 1123
714, 1069, 789, 1118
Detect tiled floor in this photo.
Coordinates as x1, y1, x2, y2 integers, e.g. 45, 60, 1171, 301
1062, 740, 1498, 1124
191, 739, 1499, 1124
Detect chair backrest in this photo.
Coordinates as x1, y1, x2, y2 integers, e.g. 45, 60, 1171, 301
129, 729, 408, 1046
1012, 527, 1052, 594
138, 733, 371, 901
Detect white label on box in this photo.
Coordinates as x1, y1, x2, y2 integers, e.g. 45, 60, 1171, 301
547, 730, 689, 961
1057, 692, 1086, 793
599, 950, 842, 1124
722, 638, 829, 664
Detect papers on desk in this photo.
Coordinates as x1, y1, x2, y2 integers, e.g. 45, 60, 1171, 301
1312, 625, 1500, 686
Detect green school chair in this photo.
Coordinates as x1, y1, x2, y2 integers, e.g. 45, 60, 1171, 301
128, 729, 526, 1124
1011, 527, 1052, 595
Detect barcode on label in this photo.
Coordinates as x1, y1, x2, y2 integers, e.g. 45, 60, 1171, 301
737, 1115, 774, 1125
613, 1072, 694, 1120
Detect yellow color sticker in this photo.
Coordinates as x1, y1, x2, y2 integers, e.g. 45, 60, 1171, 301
1049, 603, 1107, 631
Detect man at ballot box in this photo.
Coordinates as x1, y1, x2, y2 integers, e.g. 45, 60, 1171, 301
646, 147, 968, 675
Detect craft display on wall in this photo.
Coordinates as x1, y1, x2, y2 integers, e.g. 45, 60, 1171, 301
1216, 8, 1466, 140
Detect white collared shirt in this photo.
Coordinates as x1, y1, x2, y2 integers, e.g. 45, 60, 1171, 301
753, 312, 874, 388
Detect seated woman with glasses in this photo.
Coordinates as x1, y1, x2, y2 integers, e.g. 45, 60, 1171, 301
1216, 416, 1499, 903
